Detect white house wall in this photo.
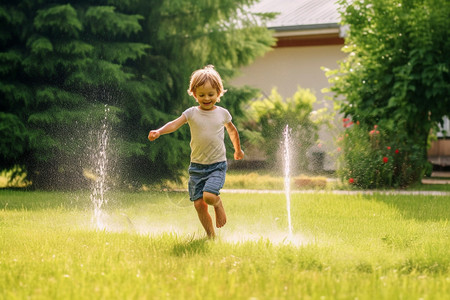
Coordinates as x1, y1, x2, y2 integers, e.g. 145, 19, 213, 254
231, 45, 344, 99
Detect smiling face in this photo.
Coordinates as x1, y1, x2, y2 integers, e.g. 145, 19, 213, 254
194, 81, 220, 111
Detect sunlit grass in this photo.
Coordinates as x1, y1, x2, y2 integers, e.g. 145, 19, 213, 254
158, 170, 337, 191
0, 167, 30, 188
155, 170, 450, 192
1, 190, 449, 299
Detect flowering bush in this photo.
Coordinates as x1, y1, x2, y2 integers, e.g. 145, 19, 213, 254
337, 120, 427, 189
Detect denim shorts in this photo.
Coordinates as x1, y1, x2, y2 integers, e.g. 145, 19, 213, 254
188, 161, 227, 201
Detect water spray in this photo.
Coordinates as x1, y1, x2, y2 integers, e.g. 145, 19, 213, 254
90, 105, 109, 230
283, 125, 293, 236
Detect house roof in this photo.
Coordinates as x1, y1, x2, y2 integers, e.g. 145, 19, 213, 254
250, 0, 341, 31
247, 0, 344, 47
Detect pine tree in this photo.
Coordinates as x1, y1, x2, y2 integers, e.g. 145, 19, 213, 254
1, 0, 151, 189
0, 0, 274, 189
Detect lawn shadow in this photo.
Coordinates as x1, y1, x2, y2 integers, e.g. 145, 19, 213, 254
171, 235, 211, 257
370, 194, 449, 222
0, 189, 91, 210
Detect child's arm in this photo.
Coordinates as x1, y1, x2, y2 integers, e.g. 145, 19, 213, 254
225, 122, 244, 160
148, 115, 187, 141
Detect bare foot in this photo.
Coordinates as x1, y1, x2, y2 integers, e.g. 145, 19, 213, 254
206, 231, 216, 239
194, 199, 215, 238
214, 200, 227, 228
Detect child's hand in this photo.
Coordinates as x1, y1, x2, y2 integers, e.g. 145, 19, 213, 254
148, 130, 160, 141
234, 149, 244, 160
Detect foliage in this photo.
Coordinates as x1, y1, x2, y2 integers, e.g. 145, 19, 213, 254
326, 0, 450, 186
0, 0, 274, 189
242, 87, 321, 172
0, 0, 150, 189
336, 120, 429, 189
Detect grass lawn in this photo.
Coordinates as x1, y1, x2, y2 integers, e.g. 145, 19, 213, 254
1, 189, 449, 299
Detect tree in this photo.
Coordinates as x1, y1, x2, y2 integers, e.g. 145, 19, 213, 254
1, 1, 148, 189
326, 0, 450, 186
0, 0, 274, 189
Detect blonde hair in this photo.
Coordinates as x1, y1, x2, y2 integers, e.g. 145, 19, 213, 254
187, 65, 227, 101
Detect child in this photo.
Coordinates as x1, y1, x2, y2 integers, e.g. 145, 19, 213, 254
148, 65, 244, 238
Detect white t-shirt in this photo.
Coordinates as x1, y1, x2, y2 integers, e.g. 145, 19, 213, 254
182, 106, 232, 164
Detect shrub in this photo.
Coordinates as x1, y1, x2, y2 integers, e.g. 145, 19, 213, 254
242, 87, 321, 173
337, 120, 429, 189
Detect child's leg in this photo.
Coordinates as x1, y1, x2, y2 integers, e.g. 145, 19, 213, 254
203, 191, 227, 228
193, 198, 215, 238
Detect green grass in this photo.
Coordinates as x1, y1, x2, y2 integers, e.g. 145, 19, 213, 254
1, 190, 449, 299
406, 182, 450, 192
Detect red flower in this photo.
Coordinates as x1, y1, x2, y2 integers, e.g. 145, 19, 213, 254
383, 157, 388, 163
387, 146, 391, 150
342, 118, 354, 128
395, 149, 399, 154
349, 178, 354, 184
